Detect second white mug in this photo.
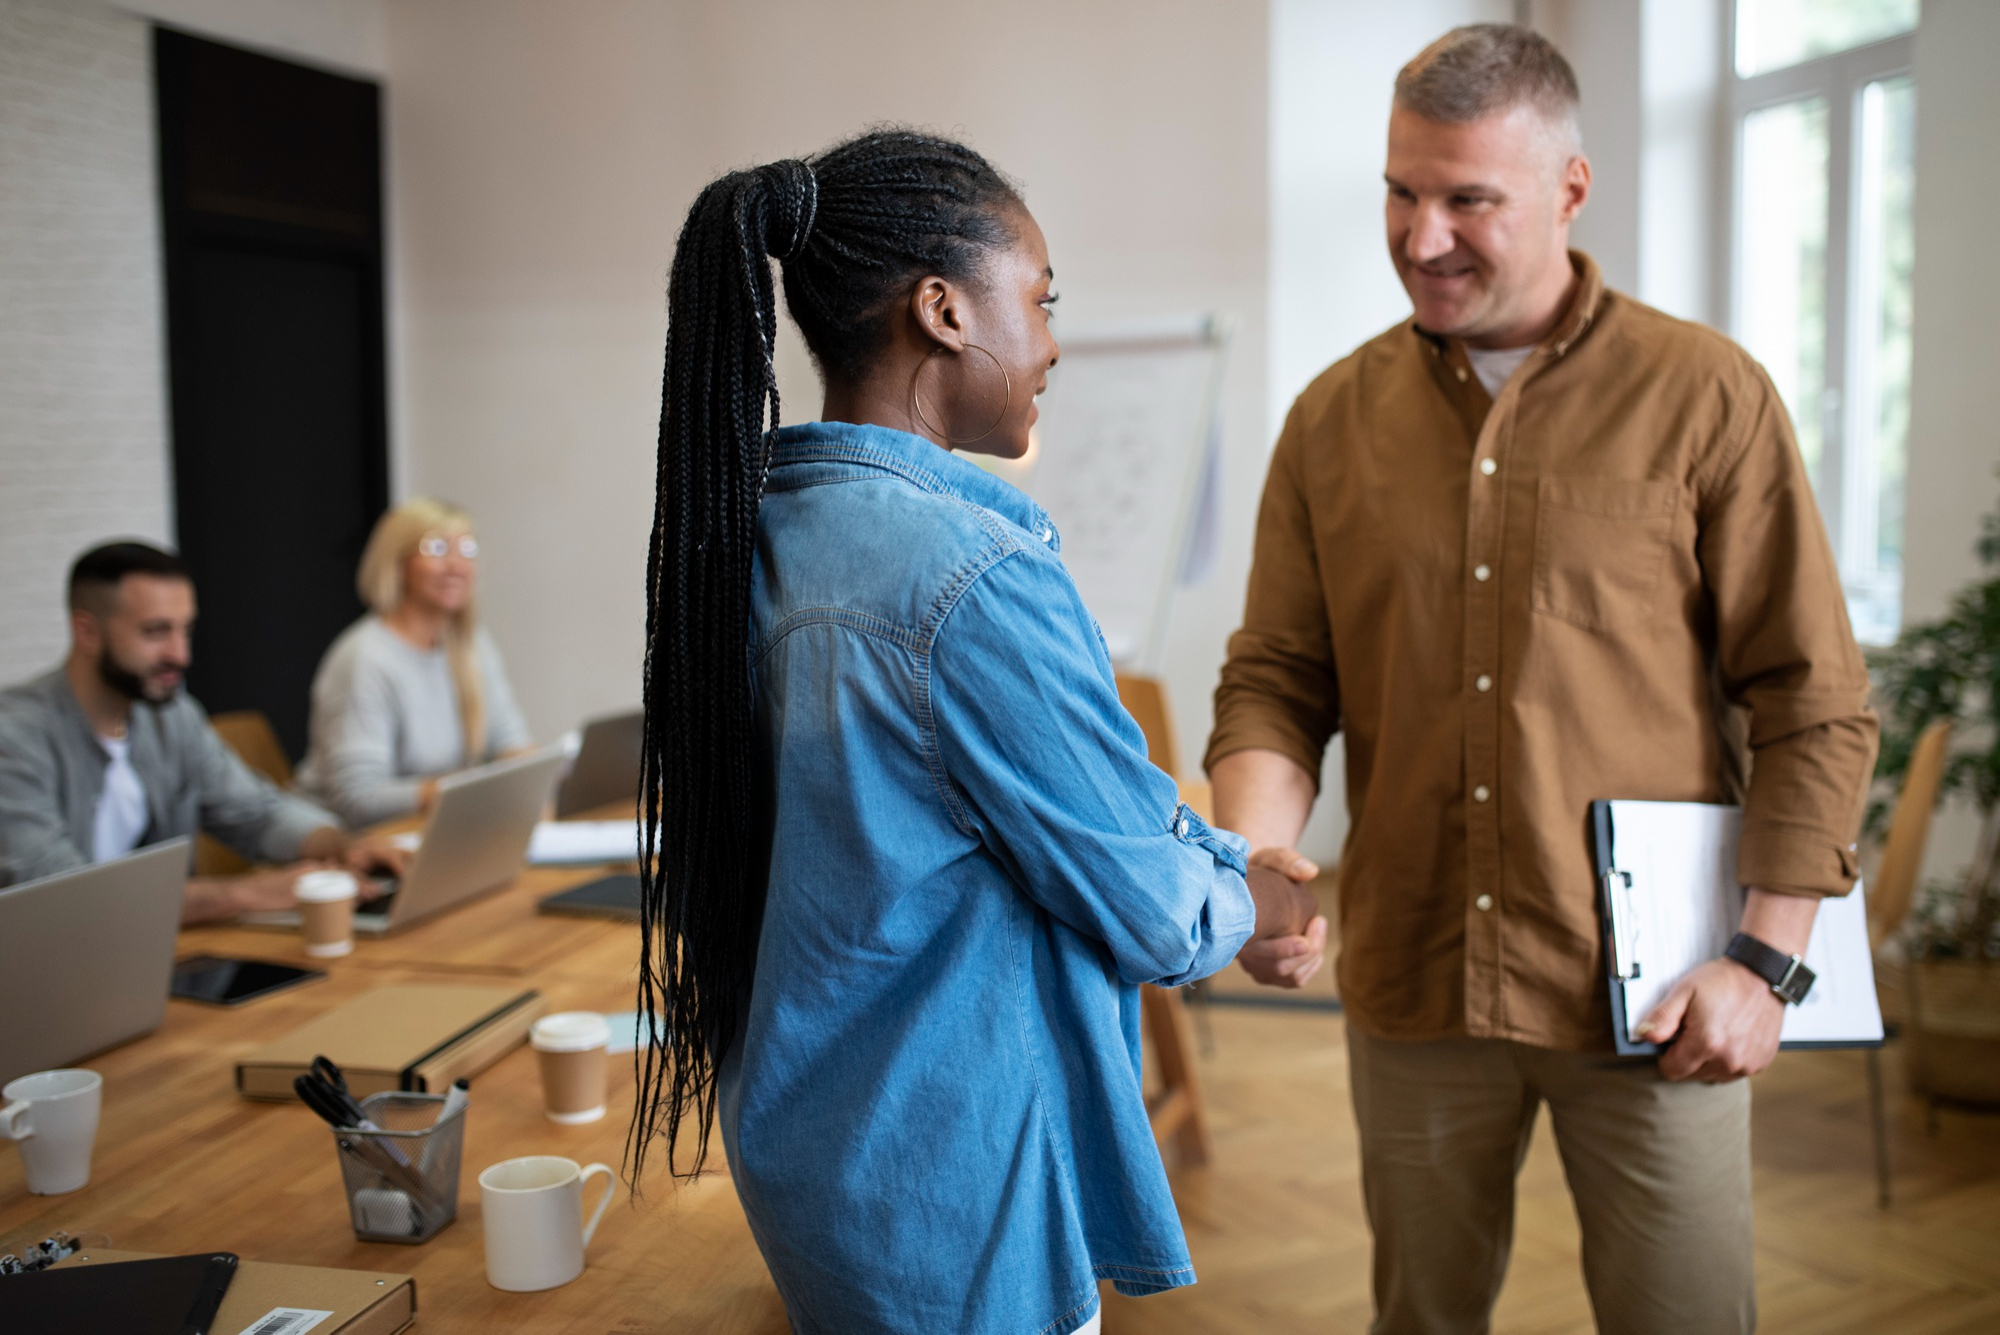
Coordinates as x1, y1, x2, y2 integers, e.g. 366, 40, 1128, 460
1, 1068, 103, 1195
479, 1154, 615, 1292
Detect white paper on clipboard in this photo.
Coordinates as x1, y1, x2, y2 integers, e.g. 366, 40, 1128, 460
1600, 800, 1883, 1048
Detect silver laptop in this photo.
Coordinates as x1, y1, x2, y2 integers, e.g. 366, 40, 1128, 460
554, 708, 643, 817
0, 840, 190, 1085
245, 745, 567, 936
355, 745, 567, 933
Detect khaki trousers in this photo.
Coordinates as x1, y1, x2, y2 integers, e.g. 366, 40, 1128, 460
1346, 1028, 1755, 1335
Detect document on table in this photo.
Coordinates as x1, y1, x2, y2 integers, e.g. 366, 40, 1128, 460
527, 819, 640, 866
1591, 800, 1884, 1053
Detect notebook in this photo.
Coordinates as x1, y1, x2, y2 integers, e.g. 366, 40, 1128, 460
235, 984, 544, 1100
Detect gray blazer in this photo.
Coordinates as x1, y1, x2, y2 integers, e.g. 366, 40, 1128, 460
0, 667, 337, 888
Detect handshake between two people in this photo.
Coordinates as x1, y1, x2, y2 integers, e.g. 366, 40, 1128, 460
1237, 846, 1328, 990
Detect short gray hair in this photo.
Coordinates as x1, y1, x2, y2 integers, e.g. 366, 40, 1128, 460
1395, 24, 1582, 153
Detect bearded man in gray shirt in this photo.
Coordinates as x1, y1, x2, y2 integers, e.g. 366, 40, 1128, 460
0, 542, 406, 922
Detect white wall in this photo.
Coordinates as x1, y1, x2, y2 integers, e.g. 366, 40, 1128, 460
117, 0, 385, 76
0, 0, 384, 689
1267, 0, 1510, 861
0, 0, 171, 684
384, 0, 1272, 759
1906, 0, 2000, 883
1529, 0, 1722, 323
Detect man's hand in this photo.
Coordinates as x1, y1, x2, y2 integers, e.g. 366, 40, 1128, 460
1638, 957, 1786, 1082
344, 833, 411, 880
1238, 856, 1328, 990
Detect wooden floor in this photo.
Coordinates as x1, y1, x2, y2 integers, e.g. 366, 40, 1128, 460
1103, 1000, 2000, 1333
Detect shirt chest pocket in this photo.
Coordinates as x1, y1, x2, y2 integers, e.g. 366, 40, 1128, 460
1531, 475, 1681, 633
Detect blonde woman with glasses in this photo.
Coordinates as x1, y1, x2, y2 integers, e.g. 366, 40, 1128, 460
297, 499, 532, 825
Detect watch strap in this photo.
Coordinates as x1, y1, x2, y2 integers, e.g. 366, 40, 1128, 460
1724, 931, 1815, 1005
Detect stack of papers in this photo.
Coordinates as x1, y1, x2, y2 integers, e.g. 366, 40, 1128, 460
527, 820, 641, 866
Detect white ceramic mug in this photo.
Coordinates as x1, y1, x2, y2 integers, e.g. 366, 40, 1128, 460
1, 1069, 103, 1195
480, 1155, 615, 1291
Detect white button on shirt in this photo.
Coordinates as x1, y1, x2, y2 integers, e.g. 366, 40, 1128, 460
1479, 458, 1497, 476
1474, 894, 1494, 912
1474, 564, 1491, 582
1475, 674, 1492, 692
92, 733, 149, 862
1473, 785, 1491, 803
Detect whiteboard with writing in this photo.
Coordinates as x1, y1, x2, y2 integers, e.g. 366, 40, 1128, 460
1007, 317, 1229, 670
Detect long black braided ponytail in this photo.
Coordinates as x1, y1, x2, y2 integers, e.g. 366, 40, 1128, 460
632, 129, 1023, 1183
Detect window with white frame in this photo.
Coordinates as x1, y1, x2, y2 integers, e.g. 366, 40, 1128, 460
1729, 0, 1917, 645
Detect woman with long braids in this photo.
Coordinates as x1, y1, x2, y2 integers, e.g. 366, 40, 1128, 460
634, 128, 1319, 1333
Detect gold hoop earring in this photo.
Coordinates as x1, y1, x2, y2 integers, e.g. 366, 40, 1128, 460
909, 343, 1012, 445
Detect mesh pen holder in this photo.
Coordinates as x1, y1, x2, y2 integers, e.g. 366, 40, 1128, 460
330, 1091, 466, 1243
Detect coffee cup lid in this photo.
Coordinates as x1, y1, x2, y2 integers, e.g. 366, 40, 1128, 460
294, 870, 359, 903
531, 1011, 611, 1052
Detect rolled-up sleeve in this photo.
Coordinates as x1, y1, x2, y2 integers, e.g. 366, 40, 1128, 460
1205, 401, 1342, 784
1698, 361, 1879, 897
931, 550, 1255, 987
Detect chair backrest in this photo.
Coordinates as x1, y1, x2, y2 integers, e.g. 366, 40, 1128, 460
1869, 718, 1953, 948
209, 710, 293, 788
1115, 674, 1180, 781
195, 710, 292, 876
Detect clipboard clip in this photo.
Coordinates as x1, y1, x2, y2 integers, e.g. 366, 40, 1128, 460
1602, 869, 1640, 980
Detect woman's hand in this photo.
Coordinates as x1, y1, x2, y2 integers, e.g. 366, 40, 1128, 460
1239, 865, 1328, 989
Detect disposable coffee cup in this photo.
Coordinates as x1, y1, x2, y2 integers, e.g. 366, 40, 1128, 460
295, 869, 358, 958
530, 1012, 610, 1125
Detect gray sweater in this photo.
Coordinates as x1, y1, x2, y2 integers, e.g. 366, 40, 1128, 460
295, 617, 532, 827
0, 667, 336, 888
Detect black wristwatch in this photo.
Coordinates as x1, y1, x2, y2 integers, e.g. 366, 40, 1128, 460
1724, 932, 1815, 1005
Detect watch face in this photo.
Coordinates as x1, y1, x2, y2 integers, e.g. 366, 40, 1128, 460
1776, 960, 1815, 1005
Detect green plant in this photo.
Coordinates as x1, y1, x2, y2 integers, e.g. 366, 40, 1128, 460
1867, 485, 2000, 960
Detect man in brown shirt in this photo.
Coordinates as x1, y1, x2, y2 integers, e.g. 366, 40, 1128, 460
1211, 25, 1876, 1335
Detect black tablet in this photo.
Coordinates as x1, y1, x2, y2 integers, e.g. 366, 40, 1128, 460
536, 873, 643, 921
170, 955, 325, 1006
0, 1252, 237, 1335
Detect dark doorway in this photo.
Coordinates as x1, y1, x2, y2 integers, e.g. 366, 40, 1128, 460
154, 28, 389, 761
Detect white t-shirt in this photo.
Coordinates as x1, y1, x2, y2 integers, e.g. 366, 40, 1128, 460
1466, 344, 1537, 397
92, 733, 150, 862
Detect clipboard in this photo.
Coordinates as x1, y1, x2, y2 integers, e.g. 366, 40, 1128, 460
1591, 799, 1885, 1056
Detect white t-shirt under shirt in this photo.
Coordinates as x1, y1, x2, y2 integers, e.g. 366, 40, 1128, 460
92, 733, 149, 862
1466, 344, 1536, 398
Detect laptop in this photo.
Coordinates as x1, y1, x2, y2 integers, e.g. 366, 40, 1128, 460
0, 840, 190, 1084
554, 708, 643, 818
248, 745, 567, 935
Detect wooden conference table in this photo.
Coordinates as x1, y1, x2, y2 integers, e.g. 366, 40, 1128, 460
0, 842, 794, 1333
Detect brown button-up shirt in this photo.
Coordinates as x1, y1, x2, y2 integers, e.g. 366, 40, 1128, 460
1207, 253, 1878, 1050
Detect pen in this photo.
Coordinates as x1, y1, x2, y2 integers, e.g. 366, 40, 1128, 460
437, 1078, 469, 1124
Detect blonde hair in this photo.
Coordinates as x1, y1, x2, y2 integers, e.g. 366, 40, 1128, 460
356, 498, 486, 764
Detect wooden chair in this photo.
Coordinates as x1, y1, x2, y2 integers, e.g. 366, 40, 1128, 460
193, 710, 294, 876
1862, 718, 1953, 1206
1115, 673, 1214, 1166
210, 710, 294, 788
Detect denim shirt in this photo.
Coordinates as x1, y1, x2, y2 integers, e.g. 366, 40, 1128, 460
719, 421, 1256, 1335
